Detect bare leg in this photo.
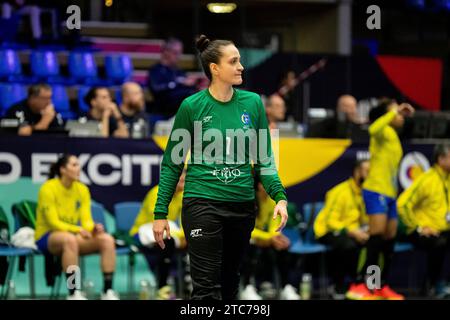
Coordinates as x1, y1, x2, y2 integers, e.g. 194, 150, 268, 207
76, 233, 116, 273
47, 231, 79, 272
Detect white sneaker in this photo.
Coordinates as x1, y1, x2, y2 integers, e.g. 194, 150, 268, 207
280, 284, 301, 300
66, 290, 88, 300
240, 285, 262, 300
100, 289, 120, 300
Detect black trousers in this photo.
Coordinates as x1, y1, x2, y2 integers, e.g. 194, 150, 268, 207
318, 232, 362, 292
182, 197, 256, 300
408, 230, 450, 288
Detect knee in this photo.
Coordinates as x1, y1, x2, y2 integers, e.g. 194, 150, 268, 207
63, 234, 78, 252
98, 233, 115, 250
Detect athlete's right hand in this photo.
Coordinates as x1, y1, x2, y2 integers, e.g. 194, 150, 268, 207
153, 219, 171, 249
398, 103, 415, 117
419, 226, 440, 237
79, 228, 92, 239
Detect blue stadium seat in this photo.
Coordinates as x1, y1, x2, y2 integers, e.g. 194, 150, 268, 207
0, 49, 22, 82
30, 50, 62, 83
104, 55, 133, 85
0, 83, 27, 116
68, 52, 100, 85
77, 86, 91, 114
91, 202, 107, 228
114, 202, 141, 233
285, 202, 328, 298
51, 85, 76, 120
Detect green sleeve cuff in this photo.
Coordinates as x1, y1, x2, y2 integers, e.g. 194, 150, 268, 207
154, 212, 168, 220
274, 192, 287, 203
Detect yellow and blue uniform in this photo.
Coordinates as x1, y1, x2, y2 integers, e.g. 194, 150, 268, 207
130, 186, 184, 245
362, 108, 403, 218
314, 178, 367, 239
35, 178, 94, 251
397, 165, 450, 234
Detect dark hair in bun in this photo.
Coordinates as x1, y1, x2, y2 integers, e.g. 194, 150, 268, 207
196, 35, 210, 53
195, 34, 234, 81
49, 154, 75, 179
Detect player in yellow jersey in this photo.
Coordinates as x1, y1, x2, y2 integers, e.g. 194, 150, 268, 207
130, 171, 186, 299
35, 154, 118, 300
351, 99, 414, 300
314, 159, 370, 300
398, 144, 450, 298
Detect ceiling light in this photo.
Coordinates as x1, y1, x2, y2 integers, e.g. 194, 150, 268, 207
207, 3, 237, 13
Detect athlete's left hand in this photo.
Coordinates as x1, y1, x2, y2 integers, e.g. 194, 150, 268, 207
93, 223, 105, 234
273, 200, 288, 232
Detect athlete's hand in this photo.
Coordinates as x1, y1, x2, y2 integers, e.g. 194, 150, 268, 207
153, 219, 171, 249
272, 233, 290, 250
93, 223, 105, 234
79, 228, 92, 239
419, 226, 440, 237
398, 103, 415, 117
273, 200, 288, 232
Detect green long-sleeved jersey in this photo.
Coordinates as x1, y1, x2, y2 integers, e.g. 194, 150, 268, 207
154, 88, 287, 219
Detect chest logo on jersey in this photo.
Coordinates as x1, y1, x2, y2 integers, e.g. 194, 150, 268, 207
211, 167, 241, 184
241, 112, 250, 125
202, 116, 212, 124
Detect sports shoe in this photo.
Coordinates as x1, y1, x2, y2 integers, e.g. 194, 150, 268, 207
67, 290, 88, 300
372, 285, 405, 300
100, 289, 120, 300
345, 283, 377, 300
240, 284, 262, 300
280, 284, 301, 300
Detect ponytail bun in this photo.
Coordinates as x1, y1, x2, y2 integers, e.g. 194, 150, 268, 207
196, 34, 210, 53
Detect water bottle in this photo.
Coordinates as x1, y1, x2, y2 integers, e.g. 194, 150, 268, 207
7, 280, 16, 300
139, 279, 151, 300
148, 279, 157, 300
132, 122, 142, 139
300, 273, 312, 300
83, 279, 95, 300
167, 276, 176, 300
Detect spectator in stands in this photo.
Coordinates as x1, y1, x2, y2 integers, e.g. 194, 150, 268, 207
398, 144, 450, 298
83, 87, 129, 138
148, 38, 197, 117
129, 170, 186, 299
119, 82, 151, 138
314, 159, 370, 300
4, 83, 63, 136
240, 180, 300, 300
1, 0, 59, 41
307, 94, 367, 140
264, 93, 286, 130
277, 70, 300, 121
35, 154, 119, 300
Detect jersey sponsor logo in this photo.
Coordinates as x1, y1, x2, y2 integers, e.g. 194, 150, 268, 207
211, 167, 241, 184
202, 116, 212, 124
190, 228, 203, 238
